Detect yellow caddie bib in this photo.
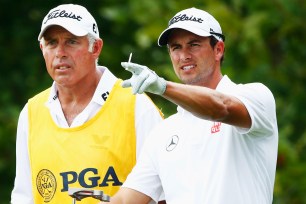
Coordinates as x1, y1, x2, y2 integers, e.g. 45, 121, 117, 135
28, 80, 136, 203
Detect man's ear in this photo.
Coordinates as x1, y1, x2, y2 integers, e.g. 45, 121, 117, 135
215, 41, 224, 61
92, 38, 103, 57
39, 42, 43, 51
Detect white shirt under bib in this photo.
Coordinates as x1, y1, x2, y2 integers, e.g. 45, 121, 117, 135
123, 75, 278, 204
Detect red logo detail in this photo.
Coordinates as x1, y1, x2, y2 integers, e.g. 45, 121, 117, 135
211, 122, 221, 133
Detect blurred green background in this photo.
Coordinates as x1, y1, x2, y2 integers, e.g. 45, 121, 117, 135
0, 0, 305, 203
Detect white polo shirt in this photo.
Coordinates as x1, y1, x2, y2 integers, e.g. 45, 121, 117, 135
11, 66, 163, 204
123, 75, 278, 204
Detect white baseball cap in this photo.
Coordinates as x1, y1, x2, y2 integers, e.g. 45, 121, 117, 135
38, 4, 99, 41
158, 7, 225, 46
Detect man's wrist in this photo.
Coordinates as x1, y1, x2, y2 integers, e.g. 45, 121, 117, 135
158, 77, 167, 95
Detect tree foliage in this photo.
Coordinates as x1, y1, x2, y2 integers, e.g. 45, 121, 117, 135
0, 0, 305, 203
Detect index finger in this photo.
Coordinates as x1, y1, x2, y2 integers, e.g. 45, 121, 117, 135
121, 62, 144, 75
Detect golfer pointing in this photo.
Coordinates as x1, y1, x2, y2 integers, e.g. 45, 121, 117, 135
100, 7, 278, 204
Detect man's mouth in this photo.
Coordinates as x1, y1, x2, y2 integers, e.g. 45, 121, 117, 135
57, 66, 69, 70
182, 65, 195, 71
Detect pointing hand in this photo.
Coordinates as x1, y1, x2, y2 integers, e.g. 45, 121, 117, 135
121, 62, 167, 95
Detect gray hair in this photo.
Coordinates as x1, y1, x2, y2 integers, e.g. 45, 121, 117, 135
87, 33, 96, 52
87, 33, 99, 65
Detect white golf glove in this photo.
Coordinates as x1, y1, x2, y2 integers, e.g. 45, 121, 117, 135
121, 62, 167, 95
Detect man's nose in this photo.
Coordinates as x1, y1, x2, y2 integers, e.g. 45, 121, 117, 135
55, 44, 67, 58
180, 48, 192, 61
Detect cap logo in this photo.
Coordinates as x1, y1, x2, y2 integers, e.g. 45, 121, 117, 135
93, 23, 97, 34
44, 9, 82, 24
169, 14, 203, 26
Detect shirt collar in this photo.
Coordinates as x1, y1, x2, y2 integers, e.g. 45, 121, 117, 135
215, 75, 231, 92
92, 66, 117, 105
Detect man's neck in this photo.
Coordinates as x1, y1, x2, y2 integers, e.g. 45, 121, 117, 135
57, 69, 103, 126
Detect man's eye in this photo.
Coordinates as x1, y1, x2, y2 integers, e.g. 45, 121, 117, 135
47, 40, 56, 46
191, 43, 199, 47
171, 46, 180, 51
68, 39, 77, 44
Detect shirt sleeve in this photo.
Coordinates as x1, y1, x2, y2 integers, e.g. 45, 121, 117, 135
135, 94, 163, 159
11, 104, 34, 204
234, 83, 277, 137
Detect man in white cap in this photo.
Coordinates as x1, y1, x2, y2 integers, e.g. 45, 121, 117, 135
11, 4, 163, 204
99, 7, 278, 204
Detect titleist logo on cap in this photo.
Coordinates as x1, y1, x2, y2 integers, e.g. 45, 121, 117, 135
169, 14, 203, 26
44, 9, 82, 24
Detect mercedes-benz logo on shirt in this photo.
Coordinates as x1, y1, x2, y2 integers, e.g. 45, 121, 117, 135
166, 135, 179, 152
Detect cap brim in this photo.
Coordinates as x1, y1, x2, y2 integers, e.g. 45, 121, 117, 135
157, 24, 212, 46
38, 21, 88, 41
